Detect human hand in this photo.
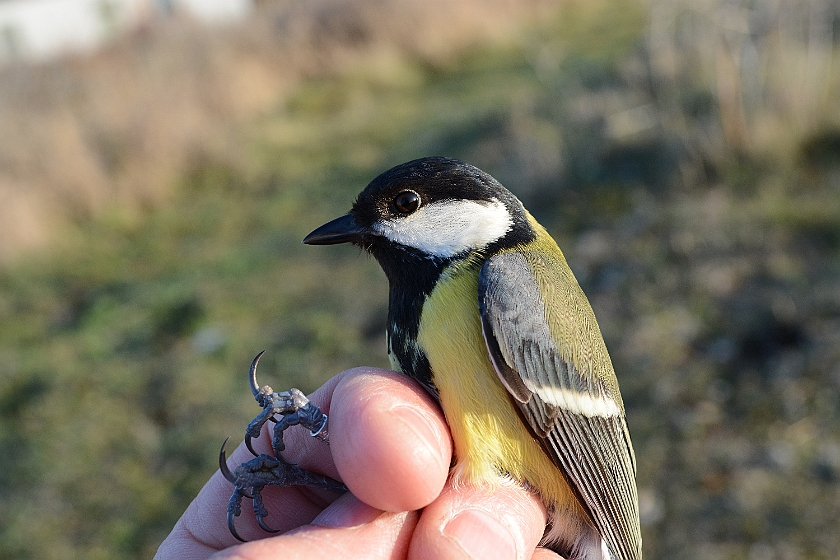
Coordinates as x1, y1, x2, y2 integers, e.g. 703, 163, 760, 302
155, 367, 563, 560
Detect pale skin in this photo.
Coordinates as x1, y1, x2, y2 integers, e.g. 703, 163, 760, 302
155, 367, 564, 560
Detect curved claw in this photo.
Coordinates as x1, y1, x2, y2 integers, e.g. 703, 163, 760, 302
257, 515, 280, 534
219, 438, 237, 484
220, 439, 252, 498
249, 351, 266, 399
228, 510, 246, 542
245, 434, 259, 457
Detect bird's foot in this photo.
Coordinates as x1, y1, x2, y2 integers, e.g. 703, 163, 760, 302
220, 352, 347, 541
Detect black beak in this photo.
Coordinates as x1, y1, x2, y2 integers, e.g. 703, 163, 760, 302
303, 213, 366, 245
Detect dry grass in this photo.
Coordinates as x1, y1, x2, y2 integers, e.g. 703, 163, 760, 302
1, 2, 839, 558
646, 0, 840, 166
0, 0, 555, 261
1, 0, 838, 261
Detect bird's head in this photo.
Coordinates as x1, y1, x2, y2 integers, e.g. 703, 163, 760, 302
303, 157, 535, 263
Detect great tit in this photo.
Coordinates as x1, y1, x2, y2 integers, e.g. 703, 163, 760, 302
303, 156, 642, 560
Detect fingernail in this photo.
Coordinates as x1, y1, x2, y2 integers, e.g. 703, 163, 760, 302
444, 508, 518, 560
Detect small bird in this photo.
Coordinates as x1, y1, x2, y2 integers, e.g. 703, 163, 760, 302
303, 157, 642, 560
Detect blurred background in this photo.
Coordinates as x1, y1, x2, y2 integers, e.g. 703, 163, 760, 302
1, 0, 839, 558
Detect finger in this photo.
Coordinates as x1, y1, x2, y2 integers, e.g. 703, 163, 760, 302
156, 440, 336, 555
157, 371, 353, 555
408, 481, 549, 560
211, 493, 419, 560
156, 367, 445, 555
330, 368, 452, 512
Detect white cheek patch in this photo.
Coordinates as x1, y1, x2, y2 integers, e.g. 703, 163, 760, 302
373, 199, 512, 257
534, 385, 622, 418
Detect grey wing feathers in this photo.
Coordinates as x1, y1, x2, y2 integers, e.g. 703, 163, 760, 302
478, 250, 642, 560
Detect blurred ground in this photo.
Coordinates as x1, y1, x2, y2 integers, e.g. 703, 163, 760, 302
1, 0, 839, 558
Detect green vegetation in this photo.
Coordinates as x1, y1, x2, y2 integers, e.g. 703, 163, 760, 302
1, 0, 840, 558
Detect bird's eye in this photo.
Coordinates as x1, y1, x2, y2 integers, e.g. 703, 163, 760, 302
393, 190, 420, 214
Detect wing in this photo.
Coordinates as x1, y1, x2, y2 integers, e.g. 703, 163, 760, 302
478, 249, 642, 560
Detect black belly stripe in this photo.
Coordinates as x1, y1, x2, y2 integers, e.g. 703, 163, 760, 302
368, 240, 451, 395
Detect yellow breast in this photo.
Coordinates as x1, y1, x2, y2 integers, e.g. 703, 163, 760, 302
415, 257, 582, 513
